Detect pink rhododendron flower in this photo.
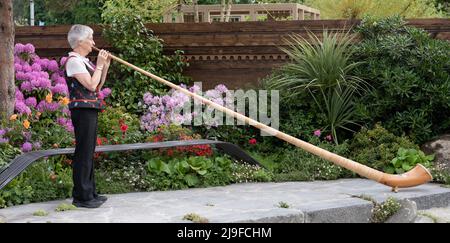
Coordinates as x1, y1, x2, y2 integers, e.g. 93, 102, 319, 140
313, 129, 321, 137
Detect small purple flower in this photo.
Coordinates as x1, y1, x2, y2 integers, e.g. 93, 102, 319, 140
30, 78, 40, 89
38, 58, 49, 69
47, 60, 59, 72
25, 97, 37, 108
14, 43, 25, 54
143, 93, 153, 104
14, 63, 23, 72
40, 71, 49, 79
15, 71, 27, 80
24, 43, 35, 54
57, 117, 67, 126
60, 57, 68, 66
51, 72, 60, 81
23, 131, 32, 141
33, 142, 41, 150
15, 101, 31, 115
51, 83, 68, 95
215, 84, 228, 93
38, 78, 51, 89
15, 88, 24, 101
21, 142, 33, 152
0, 138, 9, 144
22, 64, 32, 73
0, 129, 6, 137
31, 63, 42, 72
313, 129, 321, 137
101, 88, 111, 97
20, 81, 32, 92
62, 108, 71, 115
56, 77, 66, 85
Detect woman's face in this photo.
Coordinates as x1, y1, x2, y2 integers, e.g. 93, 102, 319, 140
78, 34, 95, 53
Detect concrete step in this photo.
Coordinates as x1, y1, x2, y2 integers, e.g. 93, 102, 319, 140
1, 179, 449, 223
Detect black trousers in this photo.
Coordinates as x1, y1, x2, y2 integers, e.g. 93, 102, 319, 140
70, 108, 99, 201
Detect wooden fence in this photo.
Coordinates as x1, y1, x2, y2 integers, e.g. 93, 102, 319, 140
15, 19, 450, 89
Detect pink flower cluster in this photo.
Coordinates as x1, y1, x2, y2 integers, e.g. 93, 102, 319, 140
2, 43, 113, 152
14, 43, 69, 116
0, 129, 8, 144
313, 129, 333, 142
140, 84, 232, 132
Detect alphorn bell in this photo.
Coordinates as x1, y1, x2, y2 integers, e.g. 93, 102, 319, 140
93, 46, 433, 192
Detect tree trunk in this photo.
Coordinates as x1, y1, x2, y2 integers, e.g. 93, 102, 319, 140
220, 0, 225, 22
0, 0, 15, 120
225, 0, 232, 22
193, 0, 199, 23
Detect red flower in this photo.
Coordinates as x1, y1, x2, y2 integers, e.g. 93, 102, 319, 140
97, 137, 103, 146
120, 124, 128, 132
249, 138, 257, 145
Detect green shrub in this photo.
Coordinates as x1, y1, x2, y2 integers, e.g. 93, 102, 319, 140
273, 137, 353, 181
266, 30, 368, 144
0, 143, 21, 169
353, 15, 450, 144
33, 210, 49, 217
430, 168, 450, 185
231, 162, 273, 183
348, 124, 418, 171
145, 156, 233, 190
385, 148, 434, 174
32, 118, 74, 150
97, 106, 143, 144
55, 203, 77, 212
0, 175, 33, 208
370, 197, 402, 223
96, 150, 150, 192
22, 159, 73, 203
103, 15, 190, 113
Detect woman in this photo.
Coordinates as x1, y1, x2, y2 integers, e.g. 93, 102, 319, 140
65, 24, 111, 208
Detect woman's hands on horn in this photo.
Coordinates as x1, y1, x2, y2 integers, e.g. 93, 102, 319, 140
96, 49, 110, 70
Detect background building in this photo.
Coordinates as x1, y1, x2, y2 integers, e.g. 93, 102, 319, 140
163, 3, 320, 23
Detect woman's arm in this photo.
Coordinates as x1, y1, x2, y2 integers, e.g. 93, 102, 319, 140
97, 56, 111, 91
73, 67, 104, 92
72, 50, 109, 92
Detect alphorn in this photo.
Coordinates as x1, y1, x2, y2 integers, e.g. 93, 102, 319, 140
93, 46, 433, 192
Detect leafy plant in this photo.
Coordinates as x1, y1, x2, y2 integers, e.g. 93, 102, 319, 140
101, 0, 173, 23
385, 148, 434, 174
353, 15, 450, 144
370, 197, 401, 223
55, 203, 77, 212
33, 210, 49, 217
349, 124, 419, 171
277, 201, 290, 208
0, 175, 34, 208
273, 136, 353, 181
0, 143, 21, 169
182, 213, 209, 223
97, 106, 143, 145
266, 30, 368, 144
102, 15, 190, 113
146, 156, 217, 188
306, 0, 443, 19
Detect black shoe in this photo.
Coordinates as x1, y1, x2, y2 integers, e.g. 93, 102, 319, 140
72, 198, 104, 208
94, 195, 107, 202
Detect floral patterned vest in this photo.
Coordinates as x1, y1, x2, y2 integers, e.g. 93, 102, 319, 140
65, 56, 105, 110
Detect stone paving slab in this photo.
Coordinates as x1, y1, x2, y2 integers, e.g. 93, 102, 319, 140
0, 179, 449, 223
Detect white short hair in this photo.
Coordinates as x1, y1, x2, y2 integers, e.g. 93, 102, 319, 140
67, 24, 94, 49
